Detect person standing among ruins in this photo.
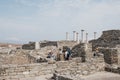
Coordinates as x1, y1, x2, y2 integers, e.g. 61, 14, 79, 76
51, 49, 58, 60
67, 47, 72, 60
65, 50, 68, 60
47, 50, 52, 58
57, 48, 61, 60
93, 47, 99, 57
59, 48, 65, 61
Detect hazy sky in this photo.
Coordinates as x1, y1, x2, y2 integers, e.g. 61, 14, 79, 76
0, 0, 120, 43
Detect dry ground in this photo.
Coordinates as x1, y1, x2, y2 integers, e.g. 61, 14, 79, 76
82, 71, 120, 80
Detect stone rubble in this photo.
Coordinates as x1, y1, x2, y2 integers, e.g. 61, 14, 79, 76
0, 30, 120, 80
0, 57, 105, 80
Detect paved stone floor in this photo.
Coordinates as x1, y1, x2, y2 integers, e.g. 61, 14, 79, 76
19, 74, 52, 80
81, 71, 120, 80
18, 72, 120, 80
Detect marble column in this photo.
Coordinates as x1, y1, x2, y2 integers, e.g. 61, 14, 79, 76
66, 32, 69, 40
73, 31, 76, 41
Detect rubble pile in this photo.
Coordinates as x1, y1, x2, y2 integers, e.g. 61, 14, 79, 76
0, 57, 105, 80
89, 30, 120, 49
0, 50, 31, 65
0, 45, 59, 65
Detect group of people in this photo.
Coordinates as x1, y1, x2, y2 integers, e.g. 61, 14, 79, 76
47, 49, 57, 60
47, 46, 72, 61
58, 47, 72, 61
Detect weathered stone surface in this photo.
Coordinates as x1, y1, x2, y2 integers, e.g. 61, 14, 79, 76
22, 42, 35, 50
72, 43, 86, 57
89, 30, 120, 50
22, 40, 77, 50
99, 48, 118, 64
0, 58, 105, 80
71, 43, 92, 62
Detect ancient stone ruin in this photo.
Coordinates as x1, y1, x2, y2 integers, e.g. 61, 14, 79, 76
89, 30, 120, 49
0, 29, 120, 80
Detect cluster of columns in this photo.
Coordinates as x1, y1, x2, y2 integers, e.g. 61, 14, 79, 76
72, 31, 80, 43
66, 30, 97, 44
66, 31, 80, 43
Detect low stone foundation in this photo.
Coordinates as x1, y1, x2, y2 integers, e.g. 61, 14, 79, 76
105, 64, 120, 74
0, 58, 104, 80
105, 67, 120, 74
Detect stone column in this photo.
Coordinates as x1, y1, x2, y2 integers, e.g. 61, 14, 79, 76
66, 32, 69, 41
35, 42, 40, 49
76, 32, 80, 43
86, 33, 88, 43
73, 31, 76, 41
94, 32, 97, 39
81, 29, 84, 43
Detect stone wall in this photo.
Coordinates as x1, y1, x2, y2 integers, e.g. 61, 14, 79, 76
57, 41, 77, 49
0, 58, 105, 80
97, 48, 120, 74
89, 30, 120, 50
22, 42, 35, 50
40, 41, 58, 48
71, 43, 92, 60
98, 48, 119, 64
22, 40, 77, 50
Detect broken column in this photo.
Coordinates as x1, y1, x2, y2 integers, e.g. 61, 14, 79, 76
66, 32, 69, 41
35, 42, 40, 49
73, 31, 76, 41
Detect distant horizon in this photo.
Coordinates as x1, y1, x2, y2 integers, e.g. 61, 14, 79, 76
0, 29, 120, 44
0, 0, 120, 44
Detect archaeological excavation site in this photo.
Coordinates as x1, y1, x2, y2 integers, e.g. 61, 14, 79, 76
0, 30, 120, 80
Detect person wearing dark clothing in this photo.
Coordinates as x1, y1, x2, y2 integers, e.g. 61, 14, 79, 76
66, 48, 72, 60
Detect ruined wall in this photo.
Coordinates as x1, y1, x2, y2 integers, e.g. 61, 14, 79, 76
89, 30, 120, 50
22, 40, 77, 50
40, 40, 77, 49
57, 41, 77, 49
71, 43, 92, 59
0, 58, 104, 80
40, 41, 58, 48
22, 42, 35, 50
98, 48, 120, 74
98, 48, 119, 64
